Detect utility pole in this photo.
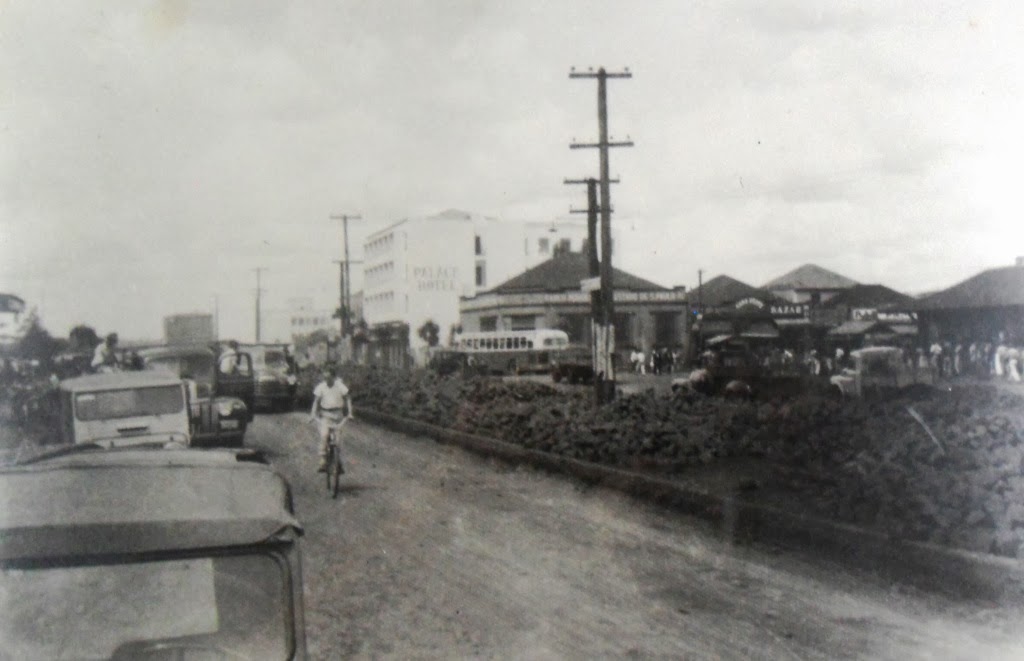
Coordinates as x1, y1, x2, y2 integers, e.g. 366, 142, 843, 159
253, 267, 267, 343
569, 66, 633, 403
698, 269, 704, 316
330, 213, 362, 336
566, 176, 618, 404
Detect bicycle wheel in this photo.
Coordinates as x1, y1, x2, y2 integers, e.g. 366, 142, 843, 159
324, 444, 334, 494
329, 444, 341, 499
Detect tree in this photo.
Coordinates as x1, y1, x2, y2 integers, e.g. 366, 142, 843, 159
417, 320, 440, 348
69, 324, 100, 352
16, 318, 61, 363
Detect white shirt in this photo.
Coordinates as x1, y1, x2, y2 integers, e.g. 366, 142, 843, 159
314, 379, 350, 410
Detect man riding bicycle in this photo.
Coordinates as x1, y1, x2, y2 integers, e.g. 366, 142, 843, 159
311, 365, 353, 473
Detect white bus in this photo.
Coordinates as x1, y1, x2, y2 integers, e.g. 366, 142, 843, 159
452, 329, 570, 375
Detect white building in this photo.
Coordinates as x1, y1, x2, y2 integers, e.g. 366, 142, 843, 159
362, 209, 587, 364
0, 294, 33, 349
260, 297, 339, 344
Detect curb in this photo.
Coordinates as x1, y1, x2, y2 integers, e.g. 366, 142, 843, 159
357, 407, 1024, 604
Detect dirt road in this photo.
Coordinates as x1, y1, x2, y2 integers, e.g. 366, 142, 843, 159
249, 413, 1024, 660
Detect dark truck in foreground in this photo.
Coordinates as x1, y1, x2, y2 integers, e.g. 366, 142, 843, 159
0, 443, 308, 659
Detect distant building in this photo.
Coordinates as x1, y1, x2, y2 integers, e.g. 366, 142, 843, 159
0, 294, 32, 348
915, 260, 1024, 345
820, 284, 919, 349
460, 251, 688, 362
362, 210, 587, 365
163, 313, 214, 346
763, 263, 858, 306
261, 297, 341, 345
687, 275, 811, 351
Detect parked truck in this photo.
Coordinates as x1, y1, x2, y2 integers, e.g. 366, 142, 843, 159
829, 346, 935, 397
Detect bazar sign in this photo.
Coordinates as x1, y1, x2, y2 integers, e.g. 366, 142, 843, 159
770, 304, 808, 318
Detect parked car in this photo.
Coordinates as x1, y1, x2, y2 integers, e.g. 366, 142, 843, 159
550, 346, 595, 384
58, 371, 191, 447
830, 346, 935, 397
0, 443, 308, 659
241, 344, 298, 412
136, 345, 254, 447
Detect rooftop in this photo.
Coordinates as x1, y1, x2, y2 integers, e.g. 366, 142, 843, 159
763, 263, 859, 291
60, 370, 184, 392
917, 264, 1024, 310
824, 284, 915, 309
689, 274, 767, 308
485, 251, 668, 294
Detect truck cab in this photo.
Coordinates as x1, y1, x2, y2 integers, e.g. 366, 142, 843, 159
0, 445, 307, 659
829, 346, 934, 397
58, 371, 191, 447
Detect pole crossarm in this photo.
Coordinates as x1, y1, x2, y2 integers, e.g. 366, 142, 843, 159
569, 141, 634, 149
569, 69, 632, 79
564, 178, 620, 185
570, 206, 613, 214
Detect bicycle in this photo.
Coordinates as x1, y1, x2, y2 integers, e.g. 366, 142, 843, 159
313, 415, 351, 498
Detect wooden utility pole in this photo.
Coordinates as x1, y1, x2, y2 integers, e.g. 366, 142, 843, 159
330, 213, 362, 336
566, 176, 618, 404
253, 267, 267, 342
569, 66, 633, 402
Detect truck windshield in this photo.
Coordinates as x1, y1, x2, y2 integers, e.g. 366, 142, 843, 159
0, 553, 291, 660
75, 385, 184, 421
263, 350, 289, 370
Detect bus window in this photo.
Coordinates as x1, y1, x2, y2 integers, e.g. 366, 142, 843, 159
527, 340, 533, 348
513, 337, 520, 349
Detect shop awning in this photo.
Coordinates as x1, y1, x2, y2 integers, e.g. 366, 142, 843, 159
828, 320, 877, 337
706, 334, 734, 346
890, 324, 918, 336
696, 320, 735, 336
741, 320, 779, 339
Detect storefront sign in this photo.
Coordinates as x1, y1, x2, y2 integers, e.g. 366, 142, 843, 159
770, 304, 808, 318
413, 265, 459, 292
878, 311, 917, 323
461, 290, 687, 311
852, 308, 877, 321
735, 297, 766, 310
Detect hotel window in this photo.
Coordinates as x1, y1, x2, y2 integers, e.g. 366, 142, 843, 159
475, 264, 486, 287
475, 235, 483, 255
538, 238, 550, 254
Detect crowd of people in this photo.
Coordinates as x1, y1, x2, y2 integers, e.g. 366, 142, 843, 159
628, 347, 681, 375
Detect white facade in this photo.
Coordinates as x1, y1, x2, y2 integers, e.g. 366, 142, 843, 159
261, 297, 339, 344
362, 210, 587, 355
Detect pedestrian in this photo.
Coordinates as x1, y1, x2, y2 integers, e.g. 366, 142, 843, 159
91, 333, 120, 373
636, 349, 646, 374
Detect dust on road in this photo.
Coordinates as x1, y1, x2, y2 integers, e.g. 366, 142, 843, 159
249, 413, 1024, 660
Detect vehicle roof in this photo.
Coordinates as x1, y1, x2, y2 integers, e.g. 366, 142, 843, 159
851, 346, 901, 357
136, 344, 216, 359
0, 446, 300, 560
60, 370, 184, 392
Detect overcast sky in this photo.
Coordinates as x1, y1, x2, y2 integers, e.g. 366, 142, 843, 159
3, 1, 1023, 340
